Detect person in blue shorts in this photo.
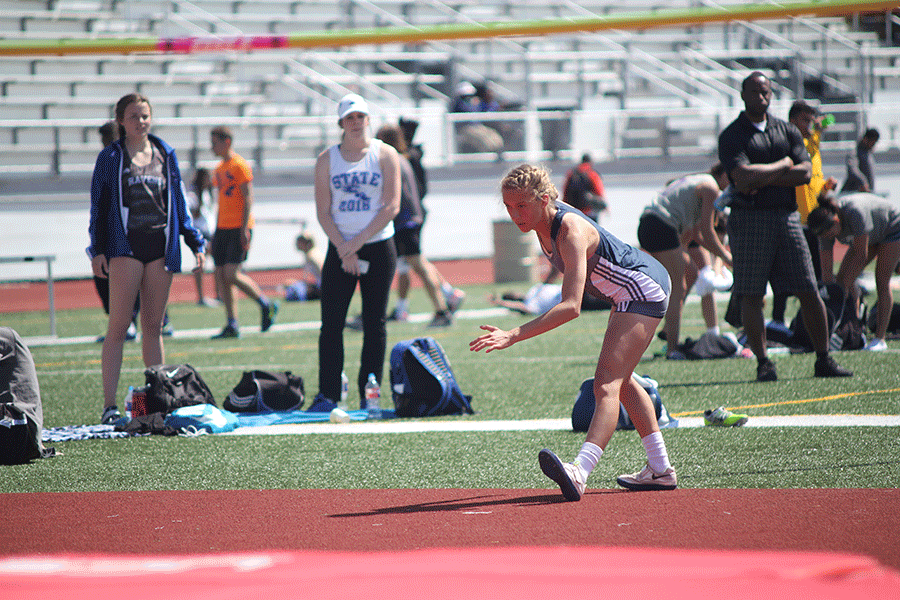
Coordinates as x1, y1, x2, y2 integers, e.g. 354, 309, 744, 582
470, 164, 677, 501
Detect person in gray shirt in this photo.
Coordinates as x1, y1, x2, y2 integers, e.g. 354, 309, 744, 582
809, 191, 900, 351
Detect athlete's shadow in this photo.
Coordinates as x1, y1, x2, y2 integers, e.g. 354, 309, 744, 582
328, 490, 620, 518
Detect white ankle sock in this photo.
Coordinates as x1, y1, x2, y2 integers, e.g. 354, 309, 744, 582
641, 431, 672, 473
707, 325, 720, 336
573, 442, 603, 478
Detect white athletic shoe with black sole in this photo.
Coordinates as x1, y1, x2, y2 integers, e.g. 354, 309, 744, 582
616, 463, 677, 491
538, 448, 586, 501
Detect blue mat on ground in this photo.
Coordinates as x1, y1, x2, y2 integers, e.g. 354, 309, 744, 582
233, 408, 395, 428
41, 409, 398, 441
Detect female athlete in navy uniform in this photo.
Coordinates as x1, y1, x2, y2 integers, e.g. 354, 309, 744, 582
470, 164, 676, 500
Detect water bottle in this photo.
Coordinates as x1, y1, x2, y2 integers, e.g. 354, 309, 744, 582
364, 373, 382, 420
122, 386, 134, 423
714, 185, 733, 212
340, 371, 349, 409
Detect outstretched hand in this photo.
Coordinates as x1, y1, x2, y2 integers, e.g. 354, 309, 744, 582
469, 324, 514, 353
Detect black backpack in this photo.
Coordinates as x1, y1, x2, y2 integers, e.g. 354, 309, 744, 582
867, 300, 900, 335
224, 370, 305, 413
144, 364, 216, 415
0, 403, 44, 465
790, 283, 865, 351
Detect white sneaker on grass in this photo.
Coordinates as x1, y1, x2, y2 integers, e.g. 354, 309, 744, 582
538, 449, 586, 501
864, 338, 887, 351
616, 463, 677, 491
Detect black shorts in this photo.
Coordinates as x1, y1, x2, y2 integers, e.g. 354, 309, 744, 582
128, 229, 166, 264
394, 225, 422, 257
212, 228, 250, 266
637, 213, 680, 253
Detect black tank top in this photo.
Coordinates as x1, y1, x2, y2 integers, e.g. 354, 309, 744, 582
121, 145, 167, 233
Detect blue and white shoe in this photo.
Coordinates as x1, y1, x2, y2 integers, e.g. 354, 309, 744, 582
306, 394, 338, 413
101, 405, 122, 425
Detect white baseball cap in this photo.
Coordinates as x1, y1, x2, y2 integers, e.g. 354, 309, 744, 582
455, 81, 476, 96
337, 93, 369, 119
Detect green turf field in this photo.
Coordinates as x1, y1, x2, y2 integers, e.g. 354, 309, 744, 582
2, 284, 899, 492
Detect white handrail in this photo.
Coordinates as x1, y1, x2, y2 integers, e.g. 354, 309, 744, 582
0, 255, 57, 337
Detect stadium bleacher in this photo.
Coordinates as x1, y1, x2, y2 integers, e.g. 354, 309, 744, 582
1, 0, 899, 176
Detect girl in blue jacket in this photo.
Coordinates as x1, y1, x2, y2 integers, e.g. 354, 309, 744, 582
89, 93, 206, 424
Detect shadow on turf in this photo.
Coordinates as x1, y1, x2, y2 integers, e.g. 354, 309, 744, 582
327, 490, 623, 517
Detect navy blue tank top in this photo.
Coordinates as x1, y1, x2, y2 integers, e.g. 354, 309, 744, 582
545, 202, 669, 310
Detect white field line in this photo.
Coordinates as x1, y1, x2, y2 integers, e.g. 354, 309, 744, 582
222, 414, 900, 436
23, 307, 510, 348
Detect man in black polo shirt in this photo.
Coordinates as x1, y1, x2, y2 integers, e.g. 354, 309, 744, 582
718, 71, 851, 382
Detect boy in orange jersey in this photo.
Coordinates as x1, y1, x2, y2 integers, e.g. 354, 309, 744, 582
210, 126, 277, 338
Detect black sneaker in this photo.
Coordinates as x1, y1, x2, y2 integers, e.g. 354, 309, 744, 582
814, 355, 853, 378
427, 310, 453, 328
346, 314, 363, 331
261, 301, 278, 332
386, 307, 409, 322
212, 325, 240, 339
101, 405, 122, 425
756, 358, 777, 382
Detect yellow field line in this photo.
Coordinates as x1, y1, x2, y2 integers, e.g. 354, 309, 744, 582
672, 387, 900, 417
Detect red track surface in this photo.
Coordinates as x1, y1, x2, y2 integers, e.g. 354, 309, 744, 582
0, 258, 496, 314
2, 488, 899, 599
3, 488, 898, 567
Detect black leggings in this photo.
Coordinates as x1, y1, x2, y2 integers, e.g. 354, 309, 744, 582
318, 238, 396, 407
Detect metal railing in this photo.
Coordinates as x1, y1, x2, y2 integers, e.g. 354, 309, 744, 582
0, 255, 57, 337
1, 98, 892, 178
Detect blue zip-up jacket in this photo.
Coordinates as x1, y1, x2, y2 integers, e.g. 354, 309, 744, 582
88, 134, 205, 272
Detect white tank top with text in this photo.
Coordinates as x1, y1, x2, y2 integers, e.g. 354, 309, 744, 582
328, 138, 393, 243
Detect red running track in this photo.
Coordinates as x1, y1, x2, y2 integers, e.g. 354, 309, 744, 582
0, 258, 497, 314
1, 488, 899, 600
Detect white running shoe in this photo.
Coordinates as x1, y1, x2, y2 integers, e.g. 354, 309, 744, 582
616, 463, 677, 491
538, 449, 586, 501
864, 338, 887, 351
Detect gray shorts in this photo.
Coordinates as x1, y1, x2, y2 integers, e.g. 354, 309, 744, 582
728, 208, 818, 297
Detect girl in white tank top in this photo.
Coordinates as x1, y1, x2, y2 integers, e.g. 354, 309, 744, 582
328, 138, 394, 242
